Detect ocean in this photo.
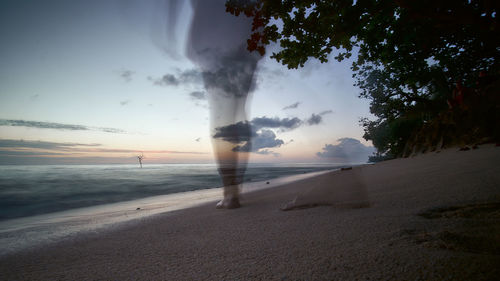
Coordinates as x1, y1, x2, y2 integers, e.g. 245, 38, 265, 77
0, 163, 342, 221
0, 163, 345, 255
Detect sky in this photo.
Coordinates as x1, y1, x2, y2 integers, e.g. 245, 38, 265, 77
0, 0, 374, 165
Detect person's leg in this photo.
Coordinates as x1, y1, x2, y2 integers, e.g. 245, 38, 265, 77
207, 91, 250, 209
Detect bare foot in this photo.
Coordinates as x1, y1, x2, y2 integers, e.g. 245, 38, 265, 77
216, 197, 241, 209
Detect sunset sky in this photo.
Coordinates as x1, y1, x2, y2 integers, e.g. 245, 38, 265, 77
0, 0, 374, 165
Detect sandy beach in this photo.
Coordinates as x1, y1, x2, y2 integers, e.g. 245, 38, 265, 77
1, 145, 499, 280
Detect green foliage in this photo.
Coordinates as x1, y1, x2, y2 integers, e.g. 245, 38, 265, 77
226, 0, 500, 156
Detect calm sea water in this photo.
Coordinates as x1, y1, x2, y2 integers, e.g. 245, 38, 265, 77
0, 163, 341, 221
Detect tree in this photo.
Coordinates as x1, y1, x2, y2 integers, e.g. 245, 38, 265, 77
226, 0, 500, 157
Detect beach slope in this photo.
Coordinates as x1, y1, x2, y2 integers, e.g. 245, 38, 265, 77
1, 145, 499, 280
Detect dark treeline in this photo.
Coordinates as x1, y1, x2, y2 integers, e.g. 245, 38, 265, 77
226, 0, 500, 160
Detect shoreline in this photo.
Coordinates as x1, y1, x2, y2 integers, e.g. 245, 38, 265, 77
1, 145, 499, 280
0, 169, 335, 256
0, 163, 343, 222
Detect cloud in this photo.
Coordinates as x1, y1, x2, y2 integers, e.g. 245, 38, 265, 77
118, 69, 134, 82
316, 138, 375, 163
0, 155, 134, 165
254, 149, 281, 157
213, 115, 302, 146
0, 119, 127, 134
212, 112, 331, 155
0, 138, 210, 165
0, 150, 66, 156
251, 116, 302, 130
97, 127, 127, 134
213, 116, 298, 155
150, 74, 179, 86
0, 139, 209, 155
283, 102, 301, 110
189, 91, 206, 100
212, 121, 256, 144
232, 129, 284, 153
0, 119, 87, 131
307, 113, 323, 125
0, 139, 100, 150
149, 69, 202, 87
251, 112, 330, 130
213, 113, 329, 140
306, 110, 333, 125
319, 110, 334, 115
82, 148, 208, 154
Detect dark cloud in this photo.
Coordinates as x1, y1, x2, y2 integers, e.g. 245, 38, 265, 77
251, 113, 329, 130
1, 119, 87, 131
0, 139, 209, 155
251, 116, 302, 130
0, 139, 100, 150
246, 111, 331, 131
307, 113, 323, 125
82, 148, 207, 154
0, 150, 65, 156
149, 69, 203, 87
97, 127, 127, 134
0, 119, 127, 134
149, 74, 179, 86
283, 102, 301, 110
232, 129, 284, 153
0, 155, 136, 165
189, 91, 206, 100
118, 69, 135, 82
316, 138, 375, 162
212, 121, 256, 144
213, 112, 331, 155
306, 110, 333, 125
213, 113, 330, 140
319, 110, 334, 115
213, 116, 301, 145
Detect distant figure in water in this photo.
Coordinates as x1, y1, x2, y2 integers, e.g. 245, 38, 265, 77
137, 153, 144, 168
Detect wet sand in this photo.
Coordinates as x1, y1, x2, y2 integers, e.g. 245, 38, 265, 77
1, 145, 499, 280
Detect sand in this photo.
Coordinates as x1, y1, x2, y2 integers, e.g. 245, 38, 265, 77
1, 145, 499, 280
